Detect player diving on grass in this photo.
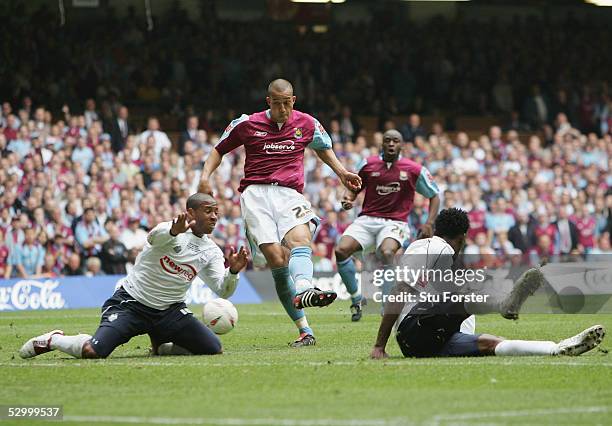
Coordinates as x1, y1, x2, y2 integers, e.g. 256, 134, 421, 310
19, 193, 248, 359
335, 129, 440, 321
370, 208, 606, 359
198, 79, 361, 347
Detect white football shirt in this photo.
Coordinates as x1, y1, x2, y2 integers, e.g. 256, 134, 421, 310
119, 221, 238, 310
396, 235, 476, 334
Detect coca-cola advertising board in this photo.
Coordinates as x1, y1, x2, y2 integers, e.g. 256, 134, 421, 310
0, 275, 261, 311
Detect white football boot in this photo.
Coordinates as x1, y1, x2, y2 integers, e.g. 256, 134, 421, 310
556, 325, 606, 356
19, 330, 64, 359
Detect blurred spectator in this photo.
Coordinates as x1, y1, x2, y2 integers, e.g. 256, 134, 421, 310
0, 229, 10, 279
85, 256, 105, 277
139, 117, 171, 160
8, 228, 45, 278
83, 99, 99, 129
62, 253, 85, 276
508, 210, 536, 254
75, 207, 109, 257
106, 105, 131, 153
573, 205, 596, 254
39, 253, 61, 278
178, 115, 199, 156
555, 206, 579, 257
400, 114, 426, 143
100, 224, 129, 275
313, 243, 334, 272
120, 217, 148, 253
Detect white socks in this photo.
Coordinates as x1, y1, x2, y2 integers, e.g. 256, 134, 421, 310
494, 339, 558, 356
294, 317, 310, 331
50, 334, 92, 359
294, 279, 311, 294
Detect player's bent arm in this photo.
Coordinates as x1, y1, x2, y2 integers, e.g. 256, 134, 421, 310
372, 313, 400, 353
315, 148, 348, 178
198, 253, 239, 299
314, 149, 362, 192
372, 282, 409, 357
415, 167, 441, 237
425, 194, 440, 222
198, 149, 223, 193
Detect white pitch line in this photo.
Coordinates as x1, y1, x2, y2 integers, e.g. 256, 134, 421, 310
2, 359, 612, 368
428, 405, 610, 426
61, 415, 408, 426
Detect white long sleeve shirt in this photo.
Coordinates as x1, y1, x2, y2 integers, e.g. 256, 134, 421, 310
119, 221, 238, 310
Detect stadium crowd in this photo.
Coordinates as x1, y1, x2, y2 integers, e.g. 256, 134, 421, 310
0, 93, 611, 278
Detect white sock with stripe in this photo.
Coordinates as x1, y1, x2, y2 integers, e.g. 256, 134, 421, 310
50, 334, 92, 358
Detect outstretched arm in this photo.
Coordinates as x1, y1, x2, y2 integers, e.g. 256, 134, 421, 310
314, 149, 362, 192
370, 282, 409, 359
371, 313, 400, 359
198, 149, 223, 194
418, 194, 440, 239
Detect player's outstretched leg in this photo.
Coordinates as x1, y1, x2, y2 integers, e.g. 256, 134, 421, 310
499, 267, 545, 319
19, 330, 92, 359
464, 267, 544, 319
335, 236, 364, 321
478, 325, 605, 356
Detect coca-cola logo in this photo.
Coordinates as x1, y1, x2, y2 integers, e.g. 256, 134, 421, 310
263, 140, 296, 154
159, 256, 197, 281
0, 280, 65, 311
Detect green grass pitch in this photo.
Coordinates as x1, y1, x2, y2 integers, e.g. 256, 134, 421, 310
1, 303, 611, 425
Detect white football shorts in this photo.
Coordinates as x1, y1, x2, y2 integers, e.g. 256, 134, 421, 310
240, 185, 319, 266
343, 215, 410, 253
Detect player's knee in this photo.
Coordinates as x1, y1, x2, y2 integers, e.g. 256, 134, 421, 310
260, 244, 288, 268
81, 341, 103, 359
194, 339, 223, 356
335, 247, 352, 262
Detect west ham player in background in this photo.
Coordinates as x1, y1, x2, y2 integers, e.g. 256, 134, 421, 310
335, 129, 440, 321
370, 208, 605, 359
19, 193, 249, 359
198, 79, 361, 347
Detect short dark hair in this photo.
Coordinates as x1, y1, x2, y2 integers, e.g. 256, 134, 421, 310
186, 193, 216, 210
434, 208, 470, 239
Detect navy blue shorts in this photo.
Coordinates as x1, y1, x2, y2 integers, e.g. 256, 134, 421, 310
396, 312, 482, 358
89, 287, 221, 357
438, 332, 481, 357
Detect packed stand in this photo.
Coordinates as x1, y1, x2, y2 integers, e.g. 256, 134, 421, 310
1, 91, 610, 278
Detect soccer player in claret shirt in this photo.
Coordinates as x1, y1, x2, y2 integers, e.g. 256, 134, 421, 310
198, 79, 361, 347
19, 194, 248, 359
335, 129, 441, 321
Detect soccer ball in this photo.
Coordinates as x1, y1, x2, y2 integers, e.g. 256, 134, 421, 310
202, 298, 238, 335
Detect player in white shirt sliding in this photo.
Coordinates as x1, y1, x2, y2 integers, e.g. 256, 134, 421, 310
370, 208, 605, 359
19, 193, 248, 359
